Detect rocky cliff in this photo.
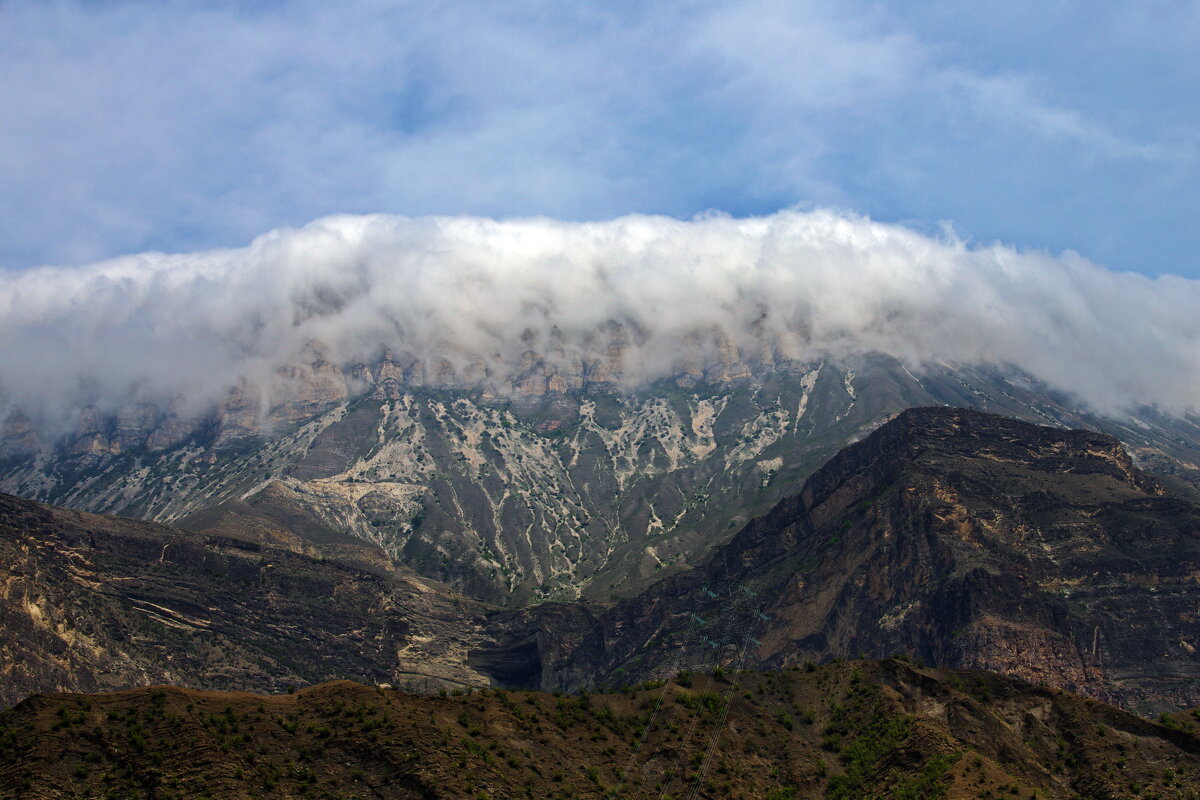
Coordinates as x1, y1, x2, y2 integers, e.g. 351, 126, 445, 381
4, 353, 1199, 607
0, 491, 533, 708
546, 407, 1200, 714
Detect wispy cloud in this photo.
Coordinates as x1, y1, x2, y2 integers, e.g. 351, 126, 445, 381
948, 71, 1180, 161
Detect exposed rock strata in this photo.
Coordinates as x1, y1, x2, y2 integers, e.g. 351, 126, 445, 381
0, 491, 503, 708
547, 408, 1200, 714
5, 355, 1199, 606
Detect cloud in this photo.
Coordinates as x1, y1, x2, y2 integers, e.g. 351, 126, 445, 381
1, 209, 1197, 430
946, 71, 1180, 162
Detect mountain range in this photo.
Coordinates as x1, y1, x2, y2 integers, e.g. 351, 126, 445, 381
4, 406, 1199, 718
4, 352, 1199, 610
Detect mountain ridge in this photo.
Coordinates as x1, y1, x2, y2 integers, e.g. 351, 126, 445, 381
5, 355, 1199, 606
537, 407, 1200, 713
3, 406, 1199, 715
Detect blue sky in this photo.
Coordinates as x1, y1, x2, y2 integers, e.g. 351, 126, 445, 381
1, 0, 1197, 277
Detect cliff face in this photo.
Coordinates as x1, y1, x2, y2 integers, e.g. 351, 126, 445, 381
0, 492, 519, 709
5, 353, 1199, 607
550, 408, 1200, 714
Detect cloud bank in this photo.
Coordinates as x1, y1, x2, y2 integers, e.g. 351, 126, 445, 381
1, 209, 1198, 428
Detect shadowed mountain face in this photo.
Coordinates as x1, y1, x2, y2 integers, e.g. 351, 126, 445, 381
543, 408, 1200, 714
2, 407, 1199, 714
0, 491, 562, 709
3, 662, 1200, 800
4, 355, 1200, 606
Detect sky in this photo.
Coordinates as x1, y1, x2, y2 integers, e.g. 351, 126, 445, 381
1, 0, 1198, 278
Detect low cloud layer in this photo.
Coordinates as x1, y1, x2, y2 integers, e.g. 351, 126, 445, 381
1, 209, 1198, 428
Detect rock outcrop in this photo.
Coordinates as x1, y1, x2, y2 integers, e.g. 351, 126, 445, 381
0, 491, 509, 708
0, 410, 38, 459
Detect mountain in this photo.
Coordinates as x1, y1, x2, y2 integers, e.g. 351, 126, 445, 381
546, 407, 1200, 714
3, 660, 1200, 800
0, 490, 535, 708
3, 406, 1199, 715
4, 352, 1199, 607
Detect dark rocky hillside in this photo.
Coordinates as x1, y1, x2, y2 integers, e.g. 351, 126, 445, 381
545, 408, 1200, 714
0, 492, 523, 708
3, 407, 1199, 716
3, 660, 1200, 800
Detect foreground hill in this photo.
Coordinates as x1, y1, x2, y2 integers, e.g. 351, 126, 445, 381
3, 660, 1200, 800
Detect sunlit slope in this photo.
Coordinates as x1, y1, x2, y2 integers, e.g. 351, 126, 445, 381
4, 661, 1200, 800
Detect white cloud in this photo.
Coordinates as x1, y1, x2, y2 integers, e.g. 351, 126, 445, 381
947, 71, 1179, 161
1, 210, 1197, 429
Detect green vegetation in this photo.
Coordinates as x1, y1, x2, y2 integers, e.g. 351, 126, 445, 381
823, 681, 957, 800
3, 662, 1200, 799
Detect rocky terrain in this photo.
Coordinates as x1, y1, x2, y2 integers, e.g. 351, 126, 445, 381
548, 407, 1200, 714
3, 407, 1199, 717
3, 660, 1200, 800
0, 490, 533, 708
4, 350, 1199, 606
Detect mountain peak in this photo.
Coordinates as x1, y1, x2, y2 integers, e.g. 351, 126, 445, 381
556, 406, 1199, 711
798, 406, 1164, 516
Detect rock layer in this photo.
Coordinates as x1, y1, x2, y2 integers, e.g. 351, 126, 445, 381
0, 492, 506, 708
5, 356, 1199, 606
548, 408, 1200, 714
